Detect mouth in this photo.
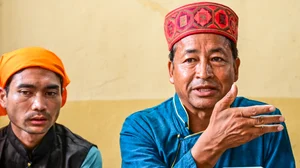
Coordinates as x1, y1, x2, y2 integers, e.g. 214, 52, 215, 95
29, 116, 48, 125
192, 85, 218, 97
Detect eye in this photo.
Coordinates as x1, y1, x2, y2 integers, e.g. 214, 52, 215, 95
18, 90, 32, 96
211, 57, 225, 62
45, 91, 58, 97
184, 58, 197, 63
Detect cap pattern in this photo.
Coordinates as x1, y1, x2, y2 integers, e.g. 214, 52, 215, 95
164, 2, 238, 50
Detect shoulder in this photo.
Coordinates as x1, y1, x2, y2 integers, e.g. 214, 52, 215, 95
54, 123, 96, 150
120, 97, 174, 135
125, 97, 173, 122
0, 125, 8, 140
81, 146, 102, 168
54, 124, 101, 167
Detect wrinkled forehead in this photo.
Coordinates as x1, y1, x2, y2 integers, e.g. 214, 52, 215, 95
174, 33, 232, 51
180, 33, 230, 45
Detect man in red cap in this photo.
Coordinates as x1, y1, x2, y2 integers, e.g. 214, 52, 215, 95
120, 2, 295, 167
0, 47, 102, 168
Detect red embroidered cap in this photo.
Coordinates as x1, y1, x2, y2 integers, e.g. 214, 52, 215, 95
164, 2, 238, 51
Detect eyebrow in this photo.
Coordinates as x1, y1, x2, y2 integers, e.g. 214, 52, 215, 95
184, 47, 227, 55
17, 84, 60, 90
17, 84, 36, 89
45, 84, 60, 90
184, 49, 198, 55
208, 47, 227, 56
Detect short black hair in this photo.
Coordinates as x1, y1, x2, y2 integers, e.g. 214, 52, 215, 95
168, 37, 238, 62
4, 68, 63, 95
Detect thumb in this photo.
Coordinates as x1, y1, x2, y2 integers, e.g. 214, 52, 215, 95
214, 83, 238, 112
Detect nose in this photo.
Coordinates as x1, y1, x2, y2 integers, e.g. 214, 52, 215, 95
31, 94, 47, 112
195, 60, 213, 79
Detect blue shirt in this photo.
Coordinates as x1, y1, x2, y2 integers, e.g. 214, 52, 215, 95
120, 94, 295, 168
81, 146, 102, 168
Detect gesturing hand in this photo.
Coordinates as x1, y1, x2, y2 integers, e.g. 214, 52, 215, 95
191, 84, 285, 167
205, 83, 284, 149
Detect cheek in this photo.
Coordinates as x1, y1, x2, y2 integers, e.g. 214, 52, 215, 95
48, 98, 62, 112
174, 66, 195, 82
7, 94, 29, 111
6, 105, 24, 124
214, 67, 236, 81
9, 93, 32, 106
51, 104, 61, 122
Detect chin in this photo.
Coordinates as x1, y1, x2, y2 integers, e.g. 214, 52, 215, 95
190, 97, 219, 110
26, 127, 50, 135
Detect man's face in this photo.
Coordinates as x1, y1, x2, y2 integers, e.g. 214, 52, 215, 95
168, 34, 240, 112
0, 67, 62, 135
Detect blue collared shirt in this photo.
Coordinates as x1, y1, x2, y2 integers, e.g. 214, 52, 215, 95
120, 94, 295, 168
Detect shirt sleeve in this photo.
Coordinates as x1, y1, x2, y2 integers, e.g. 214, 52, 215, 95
120, 117, 197, 168
172, 151, 197, 168
81, 146, 102, 168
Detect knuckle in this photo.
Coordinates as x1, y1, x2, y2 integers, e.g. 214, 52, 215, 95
239, 110, 244, 117
215, 101, 222, 108
256, 116, 264, 124
235, 121, 245, 130
236, 125, 243, 130
216, 101, 226, 108
240, 131, 247, 136
234, 110, 242, 118
251, 107, 257, 116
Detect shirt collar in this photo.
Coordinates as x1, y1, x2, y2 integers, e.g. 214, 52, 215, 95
173, 93, 190, 129
7, 123, 55, 161
173, 93, 239, 131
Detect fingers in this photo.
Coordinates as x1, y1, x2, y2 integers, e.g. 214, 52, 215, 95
215, 83, 238, 111
239, 105, 276, 117
254, 124, 284, 134
250, 115, 285, 125
240, 124, 284, 143
243, 114, 285, 136
239, 106, 285, 129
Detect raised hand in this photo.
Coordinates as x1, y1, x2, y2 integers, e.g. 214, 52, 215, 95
205, 83, 284, 149
191, 84, 284, 167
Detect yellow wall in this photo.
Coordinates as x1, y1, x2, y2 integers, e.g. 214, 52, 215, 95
0, 0, 299, 167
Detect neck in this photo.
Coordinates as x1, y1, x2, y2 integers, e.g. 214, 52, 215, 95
10, 124, 46, 150
188, 108, 213, 133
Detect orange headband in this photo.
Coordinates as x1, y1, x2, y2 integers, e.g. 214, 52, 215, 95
0, 47, 70, 116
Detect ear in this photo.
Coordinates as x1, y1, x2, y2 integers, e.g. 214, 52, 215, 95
234, 58, 240, 82
168, 61, 174, 84
0, 88, 7, 109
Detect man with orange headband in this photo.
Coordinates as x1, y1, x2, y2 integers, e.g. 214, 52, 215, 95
120, 2, 295, 168
0, 47, 102, 167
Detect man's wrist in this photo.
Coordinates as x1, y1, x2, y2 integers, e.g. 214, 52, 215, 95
191, 133, 225, 167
